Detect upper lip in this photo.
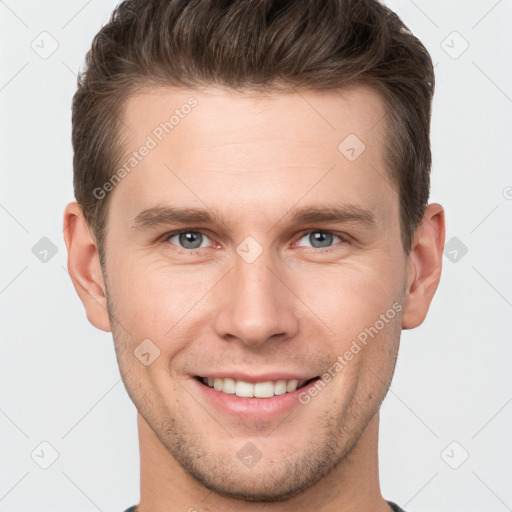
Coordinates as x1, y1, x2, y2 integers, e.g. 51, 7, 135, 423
195, 372, 318, 383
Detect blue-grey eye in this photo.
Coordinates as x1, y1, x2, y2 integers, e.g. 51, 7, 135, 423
168, 231, 208, 250
298, 231, 341, 249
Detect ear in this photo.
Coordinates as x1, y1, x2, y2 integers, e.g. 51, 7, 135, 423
63, 202, 111, 332
402, 203, 446, 330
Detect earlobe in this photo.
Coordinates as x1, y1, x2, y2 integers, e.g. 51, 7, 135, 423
401, 203, 446, 330
63, 202, 112, 332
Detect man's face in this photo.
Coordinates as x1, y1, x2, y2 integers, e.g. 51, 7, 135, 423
101, 85, 408, 500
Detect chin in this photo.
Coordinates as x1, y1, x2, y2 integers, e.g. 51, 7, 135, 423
186, 465, 319, 503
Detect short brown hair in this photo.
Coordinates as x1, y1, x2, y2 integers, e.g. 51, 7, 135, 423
72, 0, 435, 263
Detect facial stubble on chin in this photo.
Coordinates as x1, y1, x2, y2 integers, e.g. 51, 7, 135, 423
101, 268, 401, 503
137, 382, 373, 503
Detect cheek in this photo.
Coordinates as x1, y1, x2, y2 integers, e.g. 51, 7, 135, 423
294, 257, 403, 390
108, 258, 207, 338
107, 265, 192, 396
297, 257, 402, 336
106, 261, 220, 382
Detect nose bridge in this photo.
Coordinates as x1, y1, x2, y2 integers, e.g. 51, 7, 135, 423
212, 247, 299, 347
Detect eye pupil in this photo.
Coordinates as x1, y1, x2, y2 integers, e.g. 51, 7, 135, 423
179, 231, 203, 249
310, 232, 333, 248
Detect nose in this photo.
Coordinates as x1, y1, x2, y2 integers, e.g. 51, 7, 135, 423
212, 252, 300, 348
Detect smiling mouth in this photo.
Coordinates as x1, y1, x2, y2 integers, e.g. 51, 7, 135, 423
195, 376, 319, 398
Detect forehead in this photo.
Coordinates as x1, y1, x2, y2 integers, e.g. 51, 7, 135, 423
121, 84, 387, 152
112, 85, 396, 229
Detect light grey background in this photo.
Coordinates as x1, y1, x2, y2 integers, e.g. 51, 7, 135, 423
1, 1, 511, 511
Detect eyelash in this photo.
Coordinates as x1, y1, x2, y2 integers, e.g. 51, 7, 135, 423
159, 229, 351, 254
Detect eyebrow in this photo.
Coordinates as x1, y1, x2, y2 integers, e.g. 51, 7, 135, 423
130, 204, 378, 231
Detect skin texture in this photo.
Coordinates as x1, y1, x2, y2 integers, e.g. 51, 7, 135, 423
63, 85, 445, 512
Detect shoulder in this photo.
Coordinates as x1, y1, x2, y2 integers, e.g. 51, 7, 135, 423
387, 501, 407, 512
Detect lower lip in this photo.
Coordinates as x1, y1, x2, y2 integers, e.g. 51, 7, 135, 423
191, 377, 320, 420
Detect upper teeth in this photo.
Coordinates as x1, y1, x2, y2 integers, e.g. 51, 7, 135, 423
202, 377, 306, 398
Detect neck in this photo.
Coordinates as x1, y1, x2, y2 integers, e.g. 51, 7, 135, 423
135, 412, 391, 512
